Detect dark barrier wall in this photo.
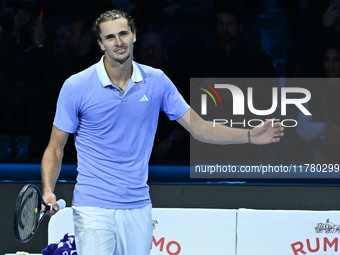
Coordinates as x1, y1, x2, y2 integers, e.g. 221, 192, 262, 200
3, 182, 340, 254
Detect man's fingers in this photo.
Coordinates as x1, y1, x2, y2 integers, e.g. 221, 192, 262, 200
272, 122, 284, 134
272, 137, 281, 143
46, 205, 58, 216
275, 130, 284, 137
53, 203, 60, 212
42, 193, 59, 216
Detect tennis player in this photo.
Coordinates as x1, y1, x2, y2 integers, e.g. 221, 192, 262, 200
41, 9, 284, 255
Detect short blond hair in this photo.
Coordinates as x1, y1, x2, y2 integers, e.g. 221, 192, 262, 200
93, 9, 136, 41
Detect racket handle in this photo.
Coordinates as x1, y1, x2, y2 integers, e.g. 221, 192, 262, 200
57, 199, 66, 210
47, 199, 66, 211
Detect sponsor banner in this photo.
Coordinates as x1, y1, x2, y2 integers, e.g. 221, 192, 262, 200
190, 78, 340, 179
151, 208, 237, 255
237, 209, 340, 255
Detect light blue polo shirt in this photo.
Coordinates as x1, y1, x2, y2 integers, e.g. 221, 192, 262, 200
53, 56, 189, 209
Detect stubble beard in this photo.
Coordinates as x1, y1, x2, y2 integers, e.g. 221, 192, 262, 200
115, 53, 131, 64
109, 47, 132, 64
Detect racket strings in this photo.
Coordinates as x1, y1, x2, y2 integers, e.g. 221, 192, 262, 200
17, 187, 39, 241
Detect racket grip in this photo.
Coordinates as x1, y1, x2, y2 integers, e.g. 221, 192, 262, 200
47, 199, 66, 211
57, 199, 66, 210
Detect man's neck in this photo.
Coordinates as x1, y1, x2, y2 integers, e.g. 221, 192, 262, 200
104, 55, 133, 92
219, 38, 239, 56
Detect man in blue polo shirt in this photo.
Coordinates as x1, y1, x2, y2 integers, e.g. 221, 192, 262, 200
41, 9, 284, 255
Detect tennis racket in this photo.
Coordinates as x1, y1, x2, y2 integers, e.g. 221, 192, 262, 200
14, 184, 66, 243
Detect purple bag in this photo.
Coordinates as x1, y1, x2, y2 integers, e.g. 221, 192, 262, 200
42, 233, 77, 255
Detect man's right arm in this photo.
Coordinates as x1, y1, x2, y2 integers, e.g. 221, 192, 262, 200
177, 108, 283, 145
41, 126, 69, 214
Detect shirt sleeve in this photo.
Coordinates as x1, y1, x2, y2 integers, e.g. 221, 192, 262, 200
160, 72, 190, 120
53, 79, 80, 133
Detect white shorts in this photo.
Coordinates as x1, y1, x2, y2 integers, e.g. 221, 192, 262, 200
72, 204, 153, 255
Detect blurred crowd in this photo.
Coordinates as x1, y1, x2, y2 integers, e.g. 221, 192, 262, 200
0, 0, 340, 164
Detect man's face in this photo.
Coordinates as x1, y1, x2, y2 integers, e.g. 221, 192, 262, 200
14, 9, 32, 28
66, 21, 84, 51
97, 18, 136, 64
137, 34, 166, 68
323, 48, 340, 78
216, 12, 242, 44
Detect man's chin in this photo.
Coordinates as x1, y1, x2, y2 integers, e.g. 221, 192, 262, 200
114, 54, 131, 64
220, 37, 236, 44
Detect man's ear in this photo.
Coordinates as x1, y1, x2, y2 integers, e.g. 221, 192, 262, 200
133, 31, 137, 43
97, 39, 105, 51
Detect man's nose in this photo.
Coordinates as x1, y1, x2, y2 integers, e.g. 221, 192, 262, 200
115, 36, 123, 46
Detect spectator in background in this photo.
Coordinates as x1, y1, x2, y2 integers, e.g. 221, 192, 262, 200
25, 17, 67, 159
195, 4, 275, 78
294, 0, 340, 77
135, 32, 189, 160
0, 1, 43, 159
51, 25, 69, 63
25, 12, 101, 160
62, 15, 102, 78
322, 0, 340, 40
192, 5, 276, 164
276, 0, 329, 77
0, 1, 37, 136
134, 0, 214, 81
297, 43, 340, 162
136, 32, 167, 69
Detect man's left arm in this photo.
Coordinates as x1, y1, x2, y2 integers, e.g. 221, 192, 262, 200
176, 108, 284, 145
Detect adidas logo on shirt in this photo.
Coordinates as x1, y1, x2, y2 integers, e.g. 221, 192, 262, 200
139, 94, 149, 102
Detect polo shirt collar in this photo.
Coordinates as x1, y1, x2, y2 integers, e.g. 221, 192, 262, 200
96, 56, 143, 87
